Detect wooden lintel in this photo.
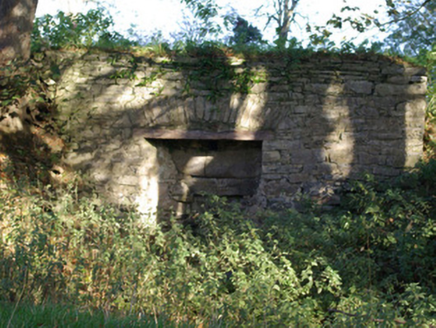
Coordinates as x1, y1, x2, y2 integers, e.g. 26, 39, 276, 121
133, 129, 274, 141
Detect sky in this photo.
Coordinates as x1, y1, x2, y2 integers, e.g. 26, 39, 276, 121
35, 0, 389, 46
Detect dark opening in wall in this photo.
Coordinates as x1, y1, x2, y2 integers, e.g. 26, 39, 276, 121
150, 138, 262, 213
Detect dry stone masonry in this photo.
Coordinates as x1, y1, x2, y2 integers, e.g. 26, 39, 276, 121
49, 50, 426, 224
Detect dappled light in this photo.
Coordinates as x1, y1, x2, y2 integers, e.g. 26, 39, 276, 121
41, 49, 427, 222
0, 2, 435, 326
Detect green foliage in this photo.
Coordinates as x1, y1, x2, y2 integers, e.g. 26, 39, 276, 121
1, 159, 436, 326
0, 184, 321, 326
31, 10, 137, 52
151, 41, 271, 101
181, 0, 226, 41
0, 64, 33, 108
229, 16, 263, 46
384, 0, 436, 57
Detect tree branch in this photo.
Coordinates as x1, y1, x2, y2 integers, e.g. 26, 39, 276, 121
379, 0, 432, 26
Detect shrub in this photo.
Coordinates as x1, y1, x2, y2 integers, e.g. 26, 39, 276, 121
0, 161, 435, 326
31, 10, 137, 52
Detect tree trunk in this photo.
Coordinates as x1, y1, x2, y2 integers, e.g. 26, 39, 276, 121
0, 0, 38, 63
277, 0, 299, 48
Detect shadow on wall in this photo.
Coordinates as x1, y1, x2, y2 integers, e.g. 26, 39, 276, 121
149, 138, 263, 218
131, 52, 275, 220
345, 64, 426, 183
55, 50, 287, 223
136, 52, 336, 220
50, 50, 425, 225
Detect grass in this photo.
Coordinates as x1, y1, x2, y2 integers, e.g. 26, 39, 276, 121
0, 302, 184, 328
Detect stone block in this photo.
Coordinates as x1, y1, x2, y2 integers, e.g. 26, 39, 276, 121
263, 140, 301, 151
306, 83, 344, 95
385, 155, 406, 167
386, 75, 427, 85
204, 102, 215, 122
404, 66, 426, 76
285, 173, 310, 183
358, 153, 383, 166
410, 76, 427, 83
171, 153, 209, 176
117, 175, 139, 186
326, 150, 354, 165
345, 81, 373, 94
169, 104, 187, 126
182, 177, 259, 196
205, 150, 261, 178
195, 97, 205, 120
183, 98, 196, 122
404, 153, 422, 168
381, 65, 405, 75
395, 99, 427, 116
263, 151, 281, 162
355, 106, 379, 117
289, 150, 316, 164
251, 83, 268, 94
263, 179, 299, 197
169, 181, 192, 202
64, 151, 94, 166
375, 83, 426, 96
293, 105, 309, 114
372, 166, 401, 176
324, 140, 354, 152
112, 113, 132, 128
386, 76, 410, 84
262, 164, 303, 174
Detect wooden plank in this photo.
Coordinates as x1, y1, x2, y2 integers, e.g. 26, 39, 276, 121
133, 129, 274, 140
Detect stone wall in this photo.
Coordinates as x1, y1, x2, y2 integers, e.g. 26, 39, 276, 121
49, 50, 426, 223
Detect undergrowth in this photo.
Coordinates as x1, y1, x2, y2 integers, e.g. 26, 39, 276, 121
0, 160, 435, 327
0, 9, 434, 327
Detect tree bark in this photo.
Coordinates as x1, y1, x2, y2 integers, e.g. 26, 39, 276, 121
0, 0, 38, 63
276, 0, 299, 48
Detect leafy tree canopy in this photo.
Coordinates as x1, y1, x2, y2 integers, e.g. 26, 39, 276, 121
229, 16, 263, 45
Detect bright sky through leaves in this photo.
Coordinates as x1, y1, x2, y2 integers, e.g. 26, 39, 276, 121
36, 0, 388, 46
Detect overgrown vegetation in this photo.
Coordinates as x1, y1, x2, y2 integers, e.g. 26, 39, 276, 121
31, 10, 137, 52
0, 160, 435, 327
0, 6, 435, 327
